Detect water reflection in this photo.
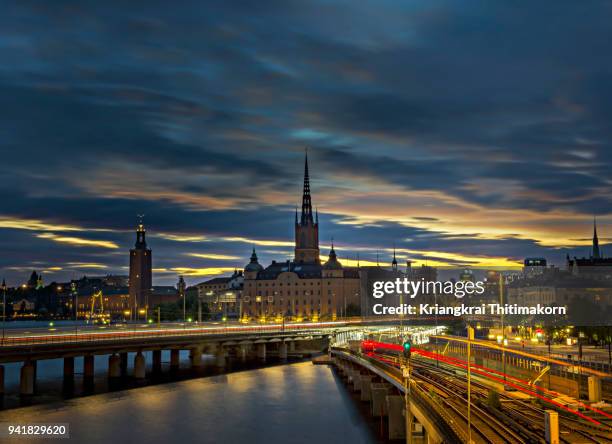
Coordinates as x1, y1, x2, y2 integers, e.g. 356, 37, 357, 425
0, 362, 378, 444
0, 351, 301, 410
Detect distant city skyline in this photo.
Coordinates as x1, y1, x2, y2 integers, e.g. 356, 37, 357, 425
2, 1, 612, 285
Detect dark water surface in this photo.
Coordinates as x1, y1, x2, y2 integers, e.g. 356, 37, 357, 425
0, 362, 379, 444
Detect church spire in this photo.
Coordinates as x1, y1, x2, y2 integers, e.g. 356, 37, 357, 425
593, 217, 601, 259
301, 150, 314, 225
392, 244, 398, 270
294, 150, 320, 263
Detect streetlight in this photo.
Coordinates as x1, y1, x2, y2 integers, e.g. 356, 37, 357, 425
178, 276, 186, 323
402, 340, 412, 443
467, 325, 474, 444
499, 272, 506, 381
71, 281, 78, 322
1, 278, 7, 344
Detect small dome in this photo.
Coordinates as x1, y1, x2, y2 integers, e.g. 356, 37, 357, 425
245, 248, 264, 272
323, 259, 342, 270
323, 244, 342, 270
245, 262, 263, 272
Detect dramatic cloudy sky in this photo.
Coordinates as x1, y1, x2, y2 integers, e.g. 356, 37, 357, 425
1, 1, 611, 286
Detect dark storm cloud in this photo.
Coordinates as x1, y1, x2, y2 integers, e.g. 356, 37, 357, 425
1, 0, 611, 284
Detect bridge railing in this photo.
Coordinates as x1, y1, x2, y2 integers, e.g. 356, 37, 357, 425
0, 323, 341, 348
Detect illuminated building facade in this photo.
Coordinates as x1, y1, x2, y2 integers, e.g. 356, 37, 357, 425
241, 154, 360, 321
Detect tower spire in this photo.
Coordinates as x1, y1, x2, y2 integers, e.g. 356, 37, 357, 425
392, 244, 398, 270
593, 216, 601, 259
135, 214, 146, 248
301, 149, 313, 225
294, 149, 320, 263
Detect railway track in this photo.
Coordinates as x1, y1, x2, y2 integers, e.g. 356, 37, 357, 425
370, 350, 612, 443
420, 358, 611, 443
371, 351, 525, 443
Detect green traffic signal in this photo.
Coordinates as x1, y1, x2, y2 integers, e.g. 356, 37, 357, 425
402, 340, 411, 358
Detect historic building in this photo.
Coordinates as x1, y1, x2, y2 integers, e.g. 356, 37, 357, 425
196, 270, 244, 319
567, 219, 612, 280
241, 154, 360, 322
128, 218, 152, 318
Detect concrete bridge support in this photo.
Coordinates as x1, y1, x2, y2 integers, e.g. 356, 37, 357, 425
170, 349, 180, 370
351, 370, 362, 392
257, 343, 266, 360
371, 383, 390, 417
20, 361, 35, 395
190, 346, 203, 367
279, 342, 288, 360
120, 352, 128, 376
108, 354, 121, 379
215, 348, 226, 368
238, 345, 248, 362
289, 341, 296, 352
386, 395, 406, 440
83, 355, 94, 380
152, 350, 162, 373
63, 357, 74, 380
134, 352, 146, 379
360, 375, 373, 401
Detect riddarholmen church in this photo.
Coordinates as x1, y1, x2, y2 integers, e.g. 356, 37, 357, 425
241, 154, 361, 321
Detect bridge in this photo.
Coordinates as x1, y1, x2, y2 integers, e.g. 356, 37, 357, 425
0, 320, 381, 396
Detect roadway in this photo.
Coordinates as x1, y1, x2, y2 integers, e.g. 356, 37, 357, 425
0, 320, 366, 348
498, 339, 612, 364
431, 334, 612, 378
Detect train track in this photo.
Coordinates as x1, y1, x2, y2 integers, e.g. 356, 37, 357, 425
370, 350, 612, 443
371, 351, 525, 443
418, 358, 611, 443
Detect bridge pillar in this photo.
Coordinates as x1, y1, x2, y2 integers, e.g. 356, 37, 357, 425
588, 376, 602, 402
342, 363, 352, 377
190, 346, 203, 367
238, 345, 248, 362
360, 375, 373, 401
279, 342, 288, 360
0, 365, 4, 395
215, 348, 226, 368
20, 361, 35, 395
120, 352, 128, 376
257, 343, 266, 360
371, 383, 390, 416
170, 349, 180, 370
134, 352, 146, 379
63, 357, 74, 379
289, 341, 295, 352
351, 370, 362, 392
152, 350, 162, 373
386, 395, 406, 440
83, 355, 94, 379
108, 354, 121, 379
